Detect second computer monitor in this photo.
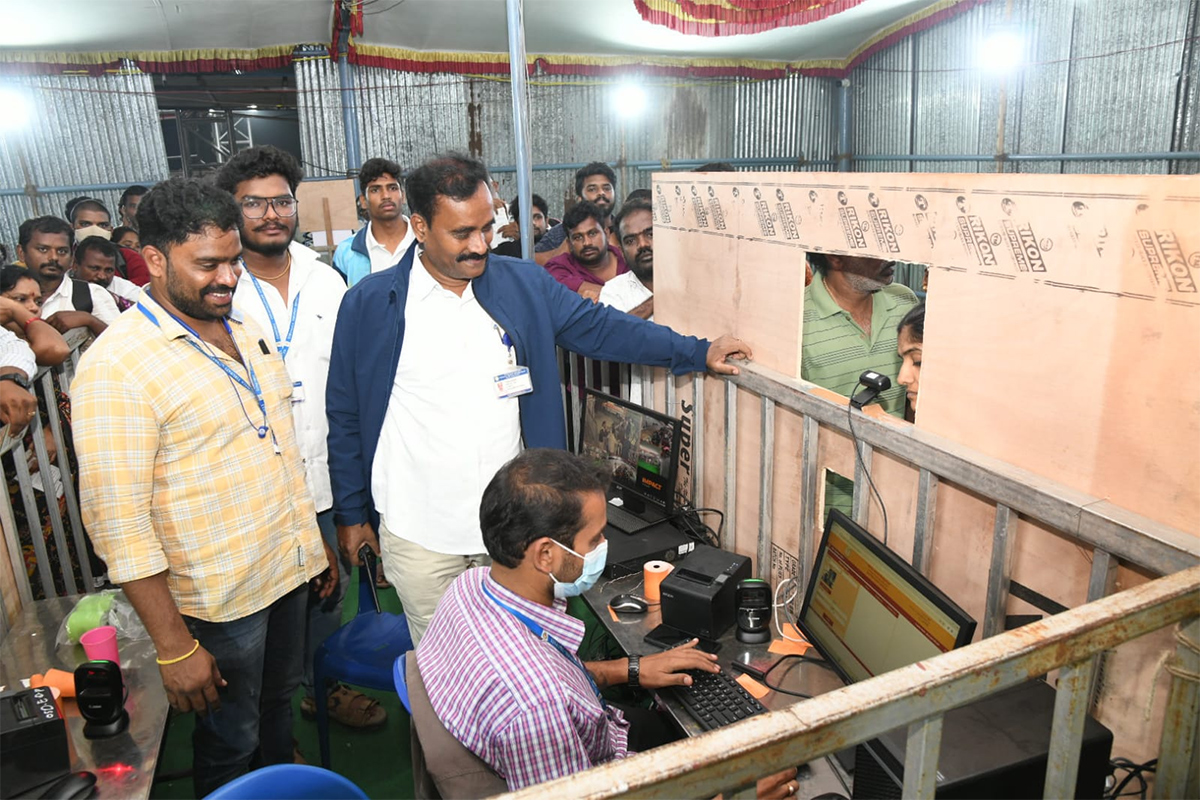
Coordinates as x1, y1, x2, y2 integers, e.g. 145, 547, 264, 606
799, 509, 976, 685
580, 388, 681, 516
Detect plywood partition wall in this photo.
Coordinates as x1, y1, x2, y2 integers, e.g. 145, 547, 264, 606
651, 170, 1199, 767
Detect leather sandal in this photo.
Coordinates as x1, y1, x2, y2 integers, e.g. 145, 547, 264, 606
375, 562, 392, 590
300, 684, 388, 729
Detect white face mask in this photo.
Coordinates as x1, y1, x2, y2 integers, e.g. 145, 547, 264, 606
549, 539, 608, 599
75, 225, 111, 241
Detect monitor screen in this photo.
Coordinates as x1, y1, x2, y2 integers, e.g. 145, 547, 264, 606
580, 388, 681, 514
799, 510, 976, 684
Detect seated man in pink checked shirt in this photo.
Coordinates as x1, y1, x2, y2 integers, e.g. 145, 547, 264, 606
417, 448, 799, 797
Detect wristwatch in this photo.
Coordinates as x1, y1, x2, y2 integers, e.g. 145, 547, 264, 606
0, 372, 31, 390
628, 654, 641, 688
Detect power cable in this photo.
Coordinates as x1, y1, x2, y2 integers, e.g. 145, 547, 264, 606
847, 375, 890, 547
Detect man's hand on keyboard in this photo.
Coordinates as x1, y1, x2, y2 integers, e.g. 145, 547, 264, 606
756, 767, 800, 799
638, 639, 720, 688
713, 767, 800, 800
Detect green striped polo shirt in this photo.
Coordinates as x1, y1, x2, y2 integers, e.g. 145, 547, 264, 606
801, 272, 918, 418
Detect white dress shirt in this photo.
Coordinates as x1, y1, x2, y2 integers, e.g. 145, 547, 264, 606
598, 272, 652, 314
366, 218, 418, 274
107, 275, 142, 304
598, 274, 654, 405
0, 327, 37, 378
234, 242, 346, 512
41, 277, 121, 325
372, 253, 522, 555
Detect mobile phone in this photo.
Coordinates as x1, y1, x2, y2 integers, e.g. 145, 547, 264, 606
644, 623, 722, 654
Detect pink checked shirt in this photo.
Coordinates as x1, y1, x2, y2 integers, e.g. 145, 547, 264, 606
416, 567, 631, 790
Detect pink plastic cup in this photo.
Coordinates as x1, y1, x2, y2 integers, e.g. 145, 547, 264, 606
79, 625, 120, 666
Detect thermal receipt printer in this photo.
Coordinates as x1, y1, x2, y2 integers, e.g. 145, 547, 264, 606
659, 545, 751, 640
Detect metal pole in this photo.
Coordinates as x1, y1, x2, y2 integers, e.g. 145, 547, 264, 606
853, 151, 1200, 163
505, 0, 535, 260
837, 79, 852, 172
994, 0, 1015, 175
336, 14, 362, 177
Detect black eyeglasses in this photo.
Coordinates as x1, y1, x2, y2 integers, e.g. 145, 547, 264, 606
240, 197, 299, 219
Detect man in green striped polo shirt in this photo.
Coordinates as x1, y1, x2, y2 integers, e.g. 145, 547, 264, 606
801, 253, 918, 521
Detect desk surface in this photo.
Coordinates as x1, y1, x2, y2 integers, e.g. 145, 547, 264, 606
584, 572, 853, 798
0, 595, 170, 800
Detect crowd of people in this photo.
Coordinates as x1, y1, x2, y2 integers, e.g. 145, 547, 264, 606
0, 145, 925, 796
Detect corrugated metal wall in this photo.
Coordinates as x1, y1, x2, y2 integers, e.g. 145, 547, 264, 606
732, 73, 839, 170
295, 0, 1197, 199
0, 70, 169, 257
1174, 1, 1200, 173
295, 55, 839, 217
849, 0, 1199, 175
295, 55, 349, 178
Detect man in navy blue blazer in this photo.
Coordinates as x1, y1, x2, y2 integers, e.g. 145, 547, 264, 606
326, 152, 751, 645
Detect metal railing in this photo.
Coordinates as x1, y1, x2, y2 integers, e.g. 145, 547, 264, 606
502, 566, 1200, 799
0, 327, 94, 637
542, 356, 1200, 799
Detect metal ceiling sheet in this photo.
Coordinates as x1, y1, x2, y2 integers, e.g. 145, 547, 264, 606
0, 70, 168, 258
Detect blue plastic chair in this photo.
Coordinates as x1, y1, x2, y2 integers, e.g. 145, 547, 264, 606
313, 560, 414, 769
205, 764, 368, 799
393, 652, 412, 714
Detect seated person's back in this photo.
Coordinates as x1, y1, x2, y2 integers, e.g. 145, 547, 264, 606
418, 565, 628, 790
416, 449, 799, 798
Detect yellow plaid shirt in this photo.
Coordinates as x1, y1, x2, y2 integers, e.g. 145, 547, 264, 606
73, 290, 326, 622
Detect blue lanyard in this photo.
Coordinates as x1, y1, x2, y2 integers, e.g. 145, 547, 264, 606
137, 297, 271, 440
247, 271, 301, 360
481, 581, 608, 709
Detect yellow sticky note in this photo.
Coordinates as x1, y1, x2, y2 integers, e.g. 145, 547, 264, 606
735, 672, 770, 700
769, 623, 812, 656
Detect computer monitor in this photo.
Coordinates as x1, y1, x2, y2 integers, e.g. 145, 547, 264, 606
799, 509, 976, 685
579, 388, 681, 517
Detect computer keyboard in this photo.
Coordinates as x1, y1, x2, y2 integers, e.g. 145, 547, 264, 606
606, 503, 653, 533
665, 669, 767, 731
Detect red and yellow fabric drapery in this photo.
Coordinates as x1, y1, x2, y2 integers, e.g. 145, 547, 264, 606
0, 0, 985, 80
633, 0, 868, 37
0, 46, 295, 77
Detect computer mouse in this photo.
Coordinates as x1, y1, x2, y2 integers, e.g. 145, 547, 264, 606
38, 771, 97, 800
610, 593, 649, 614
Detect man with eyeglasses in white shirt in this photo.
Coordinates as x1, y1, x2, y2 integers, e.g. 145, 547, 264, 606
216, 146, 388, 738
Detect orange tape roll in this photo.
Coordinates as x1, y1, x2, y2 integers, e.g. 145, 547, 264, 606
643, 560, 674, 602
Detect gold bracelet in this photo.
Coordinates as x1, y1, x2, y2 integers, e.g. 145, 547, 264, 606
156, 638, 201, 666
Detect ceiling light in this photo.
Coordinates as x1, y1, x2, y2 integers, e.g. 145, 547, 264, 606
979, 28, 1025, 74
613, 82, 647, 119
0, 86, 32, 132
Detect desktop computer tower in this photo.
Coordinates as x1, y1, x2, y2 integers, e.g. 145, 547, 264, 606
851, 680, 1112, 799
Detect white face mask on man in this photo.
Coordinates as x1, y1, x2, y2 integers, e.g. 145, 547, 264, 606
549, 539, 608, 599
75, 225, 112, 241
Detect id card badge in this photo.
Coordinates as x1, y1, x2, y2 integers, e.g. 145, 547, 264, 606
494, 367, 533, 399
291, 381, 305, 403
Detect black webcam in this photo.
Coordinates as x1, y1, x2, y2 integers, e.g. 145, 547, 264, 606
850, 370, 892, 409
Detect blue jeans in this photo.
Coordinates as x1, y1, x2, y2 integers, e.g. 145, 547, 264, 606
304, 509, 349, 698
184, 584, 307, 797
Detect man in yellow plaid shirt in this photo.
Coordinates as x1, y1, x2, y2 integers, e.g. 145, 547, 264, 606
72, 178, 335, 796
